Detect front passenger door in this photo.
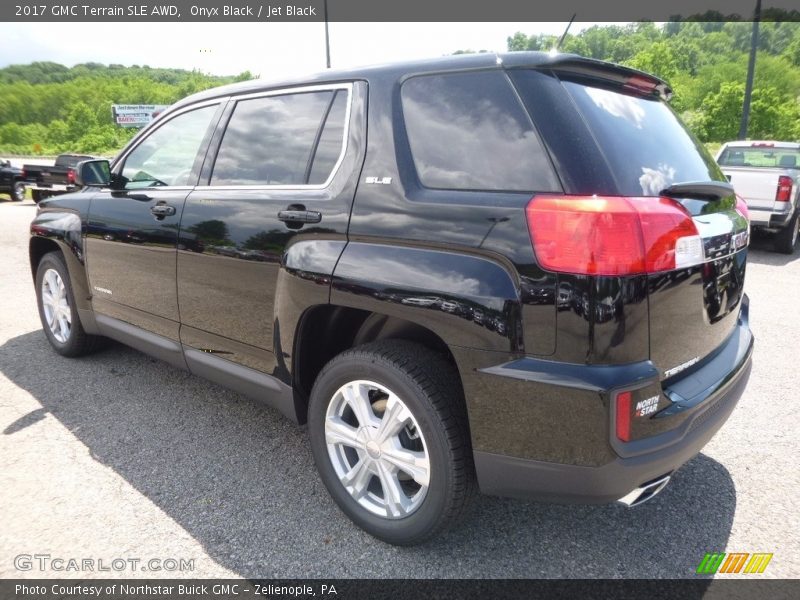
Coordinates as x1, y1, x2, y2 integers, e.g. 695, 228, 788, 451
85, 102, 224, 342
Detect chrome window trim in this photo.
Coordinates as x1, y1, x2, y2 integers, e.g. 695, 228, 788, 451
197, 82, 354, 191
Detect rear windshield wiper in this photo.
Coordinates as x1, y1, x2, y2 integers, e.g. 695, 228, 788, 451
660, 181, 735, 201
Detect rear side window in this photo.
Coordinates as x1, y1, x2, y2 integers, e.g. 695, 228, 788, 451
401, 71, 560, 192
211, 89, 347, 186
561, 80, 724, 196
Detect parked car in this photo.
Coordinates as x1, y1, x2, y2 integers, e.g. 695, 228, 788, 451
23, 153, 95, 203
717, 141, 800, 253
0, 158, 25, 201
29, 52, 753, 545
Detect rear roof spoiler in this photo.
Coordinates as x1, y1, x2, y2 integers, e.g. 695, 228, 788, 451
660, 181, 735, 201
499, 52, 672, 101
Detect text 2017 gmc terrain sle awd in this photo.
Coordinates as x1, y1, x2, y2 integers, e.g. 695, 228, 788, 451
30, 53, 753, 545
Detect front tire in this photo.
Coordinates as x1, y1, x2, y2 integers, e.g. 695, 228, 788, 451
775, 210, 799, 254
308, 340, 475, 545
35, 251, 103, 357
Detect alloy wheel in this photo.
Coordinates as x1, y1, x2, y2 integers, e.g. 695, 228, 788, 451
41, 268, 72, 343
324, 380, 430, 519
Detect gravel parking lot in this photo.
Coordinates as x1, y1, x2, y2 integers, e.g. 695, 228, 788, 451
1, 196, 798, 579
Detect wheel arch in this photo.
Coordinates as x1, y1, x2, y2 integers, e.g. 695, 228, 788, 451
29, 236, 62, 277
30, 209, 93, 314
292, 305, 463, 424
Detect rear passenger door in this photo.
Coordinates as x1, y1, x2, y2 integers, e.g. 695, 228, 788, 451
177, 83, 363, 376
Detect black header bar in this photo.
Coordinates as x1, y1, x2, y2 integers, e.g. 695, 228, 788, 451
2, 0, 800, 23
1, 579, 799, 600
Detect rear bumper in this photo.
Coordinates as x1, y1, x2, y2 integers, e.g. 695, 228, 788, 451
28, 184, 76, 193
748, 206, 793, 228
474, 357, 749, 503
465, 303, 753, 504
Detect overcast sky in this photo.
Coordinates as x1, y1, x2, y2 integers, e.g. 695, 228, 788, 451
0, 22, 625, 78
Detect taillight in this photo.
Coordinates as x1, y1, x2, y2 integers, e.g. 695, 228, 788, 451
776, 176, 792, 202
616, 391, 632, 442
526, 195, 704, 276
735, 195, 750, 220
21, 168, 26, 179
67, 168, 75, 184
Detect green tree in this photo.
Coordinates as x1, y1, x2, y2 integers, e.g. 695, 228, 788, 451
0, 62, 244, 155
507, 32, 529, 52
625, 41, 681, 83
696, 82, 745, 141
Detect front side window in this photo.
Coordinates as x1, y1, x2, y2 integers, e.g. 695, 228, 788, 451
401, 70, 560, 192
211, 89, 348, 186
121, 105, 218, 189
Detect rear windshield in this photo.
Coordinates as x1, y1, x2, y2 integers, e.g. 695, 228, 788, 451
718, 147, 800, 169
561, 80, 725, 196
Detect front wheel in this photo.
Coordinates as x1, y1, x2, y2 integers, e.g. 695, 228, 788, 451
308, 340, 475, 545
35, 251, 104, 356
12, 181, 25, 202
775, 210, 799, 254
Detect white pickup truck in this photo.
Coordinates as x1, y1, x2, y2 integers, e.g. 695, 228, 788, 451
716, 141, 800, 254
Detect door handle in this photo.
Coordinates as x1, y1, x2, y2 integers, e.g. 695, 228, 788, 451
277, 209, 322, 224
128, 193, 153, 202
150, 203, 176, 217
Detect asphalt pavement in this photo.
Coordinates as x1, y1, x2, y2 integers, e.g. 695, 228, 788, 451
0, 196, 797, 579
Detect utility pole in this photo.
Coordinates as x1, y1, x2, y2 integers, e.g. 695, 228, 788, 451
324, 0, 331, 68
739, 0, 761, 139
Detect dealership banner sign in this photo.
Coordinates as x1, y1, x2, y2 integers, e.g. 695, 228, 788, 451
112, 104, 169, 128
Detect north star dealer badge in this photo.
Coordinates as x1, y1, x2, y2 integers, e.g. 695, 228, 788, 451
635, 395, 660, 417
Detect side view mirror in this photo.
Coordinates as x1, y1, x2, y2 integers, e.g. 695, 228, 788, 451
75, 159, 111, 187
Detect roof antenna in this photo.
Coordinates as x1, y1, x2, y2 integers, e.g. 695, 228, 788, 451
554, 14, 576, 53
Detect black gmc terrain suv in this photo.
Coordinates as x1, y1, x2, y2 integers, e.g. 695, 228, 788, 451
30, 52, 753, 545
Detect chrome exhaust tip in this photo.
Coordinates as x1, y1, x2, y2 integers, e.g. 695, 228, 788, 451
617, 474, 671, 508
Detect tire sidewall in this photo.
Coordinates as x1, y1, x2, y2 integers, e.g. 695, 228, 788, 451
36, 253, 80, 355
309, 353, 455, 544
776, 211, 799, 254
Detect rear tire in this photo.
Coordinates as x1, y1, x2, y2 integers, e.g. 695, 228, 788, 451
12, 181, 25, 202
308, 340, 475, 545
35, 251, 104, 357
31, 190, 42, 204
775, 210, 799, 254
